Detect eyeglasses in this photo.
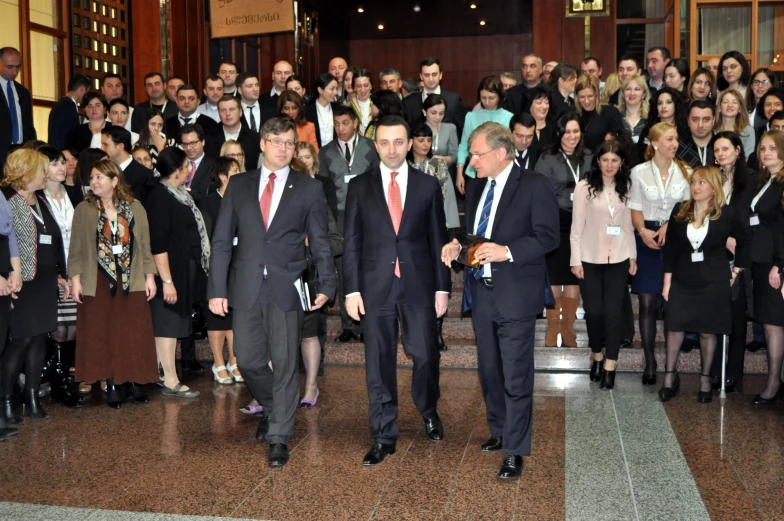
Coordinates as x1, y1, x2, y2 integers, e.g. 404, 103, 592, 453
181, 140, 201, 149
468, 148, 498, 161
753, 79, 772, 86
225, 153, 245, 160
265, 138, 297, 150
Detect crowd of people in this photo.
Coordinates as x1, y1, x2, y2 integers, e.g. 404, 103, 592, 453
0, 42, 783, 479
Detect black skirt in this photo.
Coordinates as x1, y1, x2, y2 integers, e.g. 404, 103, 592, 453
753, 262, 784, 326
205, 307, 233, 331
302, 310, 320, 338
667, 279, 732, 334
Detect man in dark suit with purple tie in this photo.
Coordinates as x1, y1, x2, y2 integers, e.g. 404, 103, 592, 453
342, 115, 451, 466
442, 122, 559, 480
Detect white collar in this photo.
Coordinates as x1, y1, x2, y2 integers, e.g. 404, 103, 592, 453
488, 161, 514, 189
118, 155, 134, 171
380, 161, 409, 178
261, 163, 290, 179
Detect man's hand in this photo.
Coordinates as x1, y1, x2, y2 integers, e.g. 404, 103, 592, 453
345, 294, 365, 321
310, 293, 329, 311
435, 293, 448, 318
209, 298, 229, 317
474, 242, 509, 264
441, 239, 461, 267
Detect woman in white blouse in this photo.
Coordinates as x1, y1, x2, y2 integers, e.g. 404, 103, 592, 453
628, 122, 692, 386
306, 73, 339, 148
349, 69, 373, 135
570, 140, 637, 390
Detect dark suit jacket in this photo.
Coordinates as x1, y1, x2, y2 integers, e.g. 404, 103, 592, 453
514, 145, 540, 171
130, 99, 178, 133
260, 92, 279, 127
305, 101, 340, 148
48, 96, 80, 149
165, 114, 220, 145
664, 204, 750, 284
403, 90, 467, 137
204, 125, 261, 173
186, 155, 214, 204
463, 166, 560, 319
65, 122, 113, 155
502, 82, 546, 115
342, 166, 451, 309
0, 80, 36, 166
122, 158, 155, 201
314, 174, 338, 220
208, 168, 336, 311
317, 134, 379, 213
676, 137, 715, 169
748, 177, 784, 268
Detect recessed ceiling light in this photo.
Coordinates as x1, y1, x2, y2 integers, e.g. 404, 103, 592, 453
479, 20, 486, 25
377, 24, 384, 30
413, 4, 421, 12
470, 4, 477, 8
357, 7, 364, 13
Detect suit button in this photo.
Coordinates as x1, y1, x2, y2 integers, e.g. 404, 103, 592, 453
396, 238, 399, 243
391, 261, 395, 265
264, 240, 270, 244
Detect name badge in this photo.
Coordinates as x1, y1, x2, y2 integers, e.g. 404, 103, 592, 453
691, 251, 705, 263
39, 234, 52, 245
112, 244, 123, 255
655, 207, 671, 222
606, 225, 622, 236
750, 214, 760, 226
232, 237, 238, 246
344, 174, 357, 184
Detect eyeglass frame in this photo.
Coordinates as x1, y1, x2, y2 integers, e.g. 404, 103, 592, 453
264, 137, 297, 150
468, 148, 500, 161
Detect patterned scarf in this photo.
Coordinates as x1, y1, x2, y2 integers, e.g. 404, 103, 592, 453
6, 191, 38, 281
160, 180, 210, 274
409, 158, 450, 200
96, 199, 134, 296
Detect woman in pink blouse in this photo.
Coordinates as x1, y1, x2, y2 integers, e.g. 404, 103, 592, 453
570, 140, 637, 389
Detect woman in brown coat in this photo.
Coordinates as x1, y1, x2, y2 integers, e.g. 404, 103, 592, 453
69, 158, 159, 408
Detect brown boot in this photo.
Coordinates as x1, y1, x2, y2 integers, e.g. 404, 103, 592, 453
545, 303, 560, 347
560, 297, 580, 347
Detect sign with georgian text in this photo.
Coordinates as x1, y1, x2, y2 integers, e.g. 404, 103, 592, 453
210, 0, 295, 39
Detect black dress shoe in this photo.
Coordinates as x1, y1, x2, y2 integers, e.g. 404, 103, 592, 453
620, 338, 633, 348
255, 415, 270, 441
600, 369, 616, 390
362, 442, 396, 466
268, 443, 290, 467
658, 371, 680, 402
0, 427, 18, 438
424, 415, 444, 441
481, 435, 503, 452
105, 378, 123, 409
436, 316, 447, 351
335, 330, 358, 343
746, 340, 766, 352
181, 359, 205, 374
24, 388, 48, 419
498, 455, 523, 479
641, 373, 656, 386
127, 383, 149, 403
3, 396, 24, 425
589, 359, 604, 382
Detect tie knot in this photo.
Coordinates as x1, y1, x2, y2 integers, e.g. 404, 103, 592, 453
268, 172, 277, 181
390, 171, 399, 180
490, 179, 496, 187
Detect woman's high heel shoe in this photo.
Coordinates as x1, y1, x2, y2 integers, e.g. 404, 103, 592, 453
3, 396, 24, 425
642, 373, 657, 386
227, 363, 244, 383
697, 374, 713, 403
105, 378, 122, 409
24, 388, 48, 419
300, 389, 319, 408
127, 382, 149, 403
753, 382, 783, 405
600, 369, 616, 390
589, 358, 604, 382
212, 365, 233, 385
658, 370, 680, 402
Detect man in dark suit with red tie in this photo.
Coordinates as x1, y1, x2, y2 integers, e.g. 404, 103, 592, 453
0, 47, 36, 170
442, 122, 559, 480
342, 115, 451, 466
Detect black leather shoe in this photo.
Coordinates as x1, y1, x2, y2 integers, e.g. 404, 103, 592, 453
3, 396, 24, 425
424, 415, 444, 441
255, 415, 270, 441
498, 455, 523, 479
268, 443, 290, 467
481, 435, 503, 452
181, 359, 205, 374
642, 373, 656, 386
600, 369, 616, 390
436, 317, 447, 351
362, 442, 396, 466
127, 383, 149, 403
698, 390, 713, 403
658, 371, 680, 402
0, 426, 18, 439
335, 330, 358, 343
589, 359, 604, 382
620, 338, 633, 348
746, 340, 766, 352
24, 388, 48, 419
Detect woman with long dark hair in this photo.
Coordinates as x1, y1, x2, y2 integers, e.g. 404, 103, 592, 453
277, 90, 319, 150
640, 87, 689, 145
664, 58, 690, 96
748, 68, 776, 127
422, 94, 459, 168
64, 92, 111, 154
548, 64, 578, 119
525, 86, 557, 152
305, 73, 339, 148
137, 107, 174, 166
535, 112, 592, 347
688, 67, 716, 102
717, 51, 751, 100
570, 140, 637, 389
348, 68, 373, 134
364, 90, 404, 140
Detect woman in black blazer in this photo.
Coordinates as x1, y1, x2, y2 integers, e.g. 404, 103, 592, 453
747, 131, 784, 404
660, 166, 750, 403
305, 73, 340, 148
708, 131, 758, 391
64, 92, 112, 154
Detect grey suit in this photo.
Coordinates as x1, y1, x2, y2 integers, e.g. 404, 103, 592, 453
431, 122, 459, 167
208, 168, 336, 445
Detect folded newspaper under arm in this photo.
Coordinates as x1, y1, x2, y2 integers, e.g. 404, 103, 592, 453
455, 234, 491, 268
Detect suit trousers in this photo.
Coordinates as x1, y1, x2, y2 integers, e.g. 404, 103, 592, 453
336, 211, 361, 335
472, 280, 535, 457
710, 273, 747, 382
363, 276, 440, 445
233, 280, 303, 445
579, 260, 630, 360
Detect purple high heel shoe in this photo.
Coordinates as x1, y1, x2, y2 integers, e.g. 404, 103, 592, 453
300, 389, 319, 408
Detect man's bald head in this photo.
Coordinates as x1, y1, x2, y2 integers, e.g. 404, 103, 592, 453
0, 47, 22, 82
272, 60, 294, 92
329, 57, 348, 83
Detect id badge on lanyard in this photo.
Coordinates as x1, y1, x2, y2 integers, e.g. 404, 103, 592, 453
563, 153, 579, 201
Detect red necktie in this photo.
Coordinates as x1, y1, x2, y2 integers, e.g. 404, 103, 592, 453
260, 172, 276, 230
186, 161, 196, 187
388, 171, 403, 277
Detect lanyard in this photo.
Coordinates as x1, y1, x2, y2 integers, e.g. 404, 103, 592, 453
562, 153, 580, 184
604, 187, 616, 222
697, 145, 707, 166
342, 133, 359, 169
30, 200, 47, 232
751, 178, 773, 212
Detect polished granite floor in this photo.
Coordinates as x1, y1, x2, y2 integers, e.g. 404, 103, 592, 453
1, 367, 783, 521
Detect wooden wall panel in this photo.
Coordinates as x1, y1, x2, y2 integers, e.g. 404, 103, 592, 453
348, 34, 531, 106
131, 0, 163, 104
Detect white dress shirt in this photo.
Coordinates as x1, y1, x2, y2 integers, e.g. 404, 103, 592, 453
197, 102, 220, 123
186, 153, 205, 189
178, 112, 197, 126
243, 101, 261, 132
472, 161, 514, 278
629, 160, 691, 221
422, 85, 442, 103
118, 155, 134, 172
223, 127, 241, 141
337, 133, 357, 162
0, 77, 23, 145
257, 164, 290, 227
316, 101, 334, 146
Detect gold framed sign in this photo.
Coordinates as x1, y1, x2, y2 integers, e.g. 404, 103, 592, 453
566, 0, 610, 17
210, 0, 295, 39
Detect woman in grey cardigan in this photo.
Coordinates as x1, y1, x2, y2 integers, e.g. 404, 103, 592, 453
423, 94, 459, 169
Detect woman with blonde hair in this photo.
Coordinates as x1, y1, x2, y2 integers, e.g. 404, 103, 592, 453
628, 122, 692, 385
574, 74, 624, 151
69, 159, 159, 407
715, 89, 755, 158
617, 75, 651, 144
600, 73, 621, 105
659, 166, 750, 402
220, 140, 247, 172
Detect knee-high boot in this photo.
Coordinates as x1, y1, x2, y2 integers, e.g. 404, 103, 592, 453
545, 302, 560, 347
48, 339, 81, 408
560, 297, 580, 347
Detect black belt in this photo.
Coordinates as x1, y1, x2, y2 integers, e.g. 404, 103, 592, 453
479, 278, 493, 289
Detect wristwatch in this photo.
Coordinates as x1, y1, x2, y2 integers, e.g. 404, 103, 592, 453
163, 279, 173, 284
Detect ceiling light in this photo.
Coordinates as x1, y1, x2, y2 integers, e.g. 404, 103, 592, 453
377, 24, 384, 30
479, 20, 486, 25
413, 4, 421, 12
357, 7, 364, 13
470, 4, 477, 8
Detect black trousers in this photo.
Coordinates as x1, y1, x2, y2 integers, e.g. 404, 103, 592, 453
710, 274, 747, 382
233, 280, 303, 445
472, 280, 535, 457
336, 212, 361, 335
0, 293, 10, 395
363, 276, 440, 445
579, 260, 630, 360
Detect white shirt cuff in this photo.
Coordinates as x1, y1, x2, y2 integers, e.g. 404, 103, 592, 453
506, 246, 513, 262
345, 292, 360, 298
